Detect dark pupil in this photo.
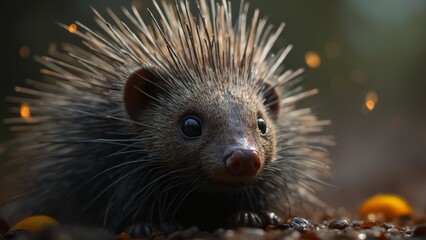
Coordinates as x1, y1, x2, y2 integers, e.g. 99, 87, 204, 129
181, 117, 202, 138
257, 118, 267, 135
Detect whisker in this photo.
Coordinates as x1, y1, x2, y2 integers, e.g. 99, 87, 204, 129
85, 164, 145, 211
89, 158, 151, 182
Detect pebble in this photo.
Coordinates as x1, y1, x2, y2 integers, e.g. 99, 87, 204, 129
328, 219, 349, 230
1, 214, 425, 240
360, 221, 379, 229
286, 217, 312, 232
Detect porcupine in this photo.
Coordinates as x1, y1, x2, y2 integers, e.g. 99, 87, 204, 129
0, 0, 333, 233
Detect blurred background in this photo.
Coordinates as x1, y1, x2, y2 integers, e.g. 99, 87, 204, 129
1, 0, 425, 217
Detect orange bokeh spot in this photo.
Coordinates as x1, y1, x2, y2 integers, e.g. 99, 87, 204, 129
305, 51, 321, 68
20, 103, 31, 119
68, 23, 77, 33
11, 215, 59, 232
359, 194, 413, 221
365, 100, 375, 111
364, 91, 378, 111
19, 46, 31, 58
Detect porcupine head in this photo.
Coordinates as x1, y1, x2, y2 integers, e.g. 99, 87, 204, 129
0, 0, 332, 232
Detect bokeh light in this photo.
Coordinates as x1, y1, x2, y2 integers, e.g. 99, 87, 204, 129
68, 23, 77, 33
19, 46, 31, 58
20, 103, 31, 120
305, 51, 321, 68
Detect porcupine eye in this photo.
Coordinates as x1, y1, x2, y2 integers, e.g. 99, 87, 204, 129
257, 117, 268, 137
181, 116, 202, 138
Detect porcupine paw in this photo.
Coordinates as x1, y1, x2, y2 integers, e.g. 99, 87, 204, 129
226, 211, 264, 229
160, 223, 184, 235
258, 211, 282, 227
125, 223, 159, 238
227, 211, 282, 229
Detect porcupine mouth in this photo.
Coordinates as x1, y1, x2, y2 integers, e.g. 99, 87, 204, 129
204, 176, 260, 193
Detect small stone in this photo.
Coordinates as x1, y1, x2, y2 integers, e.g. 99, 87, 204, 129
360, 221, 379, 229
286, 217, 312, 232
386, 227, 399, 235
328, 219, 349, 230
351, 220, 363, 228
382, 223, 394, 230
314, 223, 327, 230
401, 226, 414, 235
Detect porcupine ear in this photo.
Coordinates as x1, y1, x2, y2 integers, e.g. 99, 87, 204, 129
263, 82, 280, 121
123, 69, 160, 120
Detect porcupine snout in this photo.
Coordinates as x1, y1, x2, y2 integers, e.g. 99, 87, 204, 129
224, 149, 262, 177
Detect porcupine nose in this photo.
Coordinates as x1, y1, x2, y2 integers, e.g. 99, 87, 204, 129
224, 149, 262, 177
